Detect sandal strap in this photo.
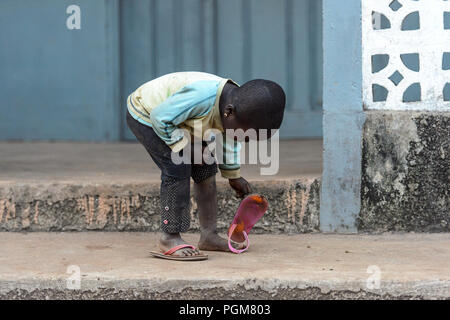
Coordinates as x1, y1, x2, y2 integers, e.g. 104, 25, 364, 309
164, 244, 196, 256
227, 224, 250, 254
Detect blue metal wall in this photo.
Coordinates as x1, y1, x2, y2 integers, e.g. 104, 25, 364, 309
0, 0, 120, 141
0, 0, 322, 141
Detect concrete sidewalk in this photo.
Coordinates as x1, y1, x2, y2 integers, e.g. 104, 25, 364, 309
0, 140, 322, 183
0, 232, 448, 299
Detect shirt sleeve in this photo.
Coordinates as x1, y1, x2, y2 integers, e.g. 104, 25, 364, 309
218, 133, 241, 179
149, 80, 220, 153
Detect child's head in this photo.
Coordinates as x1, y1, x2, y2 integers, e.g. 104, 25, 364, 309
221, 79, 286, 141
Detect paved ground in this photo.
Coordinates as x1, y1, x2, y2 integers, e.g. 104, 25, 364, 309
0, 232, 448, 299
0, 140, 322, 183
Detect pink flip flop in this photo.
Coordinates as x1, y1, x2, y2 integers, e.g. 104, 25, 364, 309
227, 194, 269, 254
150, 244, 208, 261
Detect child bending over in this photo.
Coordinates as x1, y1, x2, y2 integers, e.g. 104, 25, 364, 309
126, 72, 285, 261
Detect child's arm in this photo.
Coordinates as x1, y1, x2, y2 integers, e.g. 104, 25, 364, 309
218, 137, 241, 179
219, 137, 252, 198
149, 81, 220, 153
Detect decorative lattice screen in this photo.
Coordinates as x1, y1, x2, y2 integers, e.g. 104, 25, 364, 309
362, 0, 450, 110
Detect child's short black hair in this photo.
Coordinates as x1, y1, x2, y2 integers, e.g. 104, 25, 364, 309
234, 79, 286, 130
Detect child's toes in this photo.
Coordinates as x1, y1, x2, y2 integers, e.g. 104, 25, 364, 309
176, 248, 192, 256
187, 249, 196, 256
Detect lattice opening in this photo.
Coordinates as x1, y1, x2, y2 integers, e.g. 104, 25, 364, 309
389, 71, 404, 86
444, 83, 450, 101
389, 0, 403, 12
401, 53, 420, 72
372, 54, 390, 73
444, 12, 450, 30
403, 83, 421, 102
373, 84, 389, 102
443, 53, 450, 70
401, 11, 420, 31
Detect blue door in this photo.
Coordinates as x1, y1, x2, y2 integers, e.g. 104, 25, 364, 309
121, 0, 323, 140
0, 0, 322, 141
0, 0, 120, 141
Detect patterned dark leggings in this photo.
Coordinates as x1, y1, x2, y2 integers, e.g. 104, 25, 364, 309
126, 111, 217, 233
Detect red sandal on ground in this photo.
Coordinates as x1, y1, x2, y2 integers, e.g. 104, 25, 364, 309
227, 194, 269, 254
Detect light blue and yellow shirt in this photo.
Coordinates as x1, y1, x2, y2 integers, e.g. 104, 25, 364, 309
127, 71, 241, 179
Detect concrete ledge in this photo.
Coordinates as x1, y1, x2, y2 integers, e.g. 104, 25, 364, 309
0, 140, 322, 233
0, 178, 320, 233
0, 233, 448, 300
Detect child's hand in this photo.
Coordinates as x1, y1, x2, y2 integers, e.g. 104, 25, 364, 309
229, 177, 252, 198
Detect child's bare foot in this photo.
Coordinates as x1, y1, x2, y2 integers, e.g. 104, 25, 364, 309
159, 232, 201, 257
198, 232, 245, 252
